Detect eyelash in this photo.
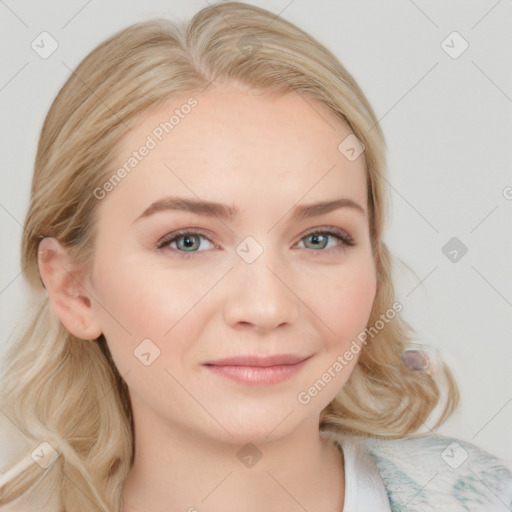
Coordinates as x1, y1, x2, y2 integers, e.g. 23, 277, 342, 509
155, 227, 355, 257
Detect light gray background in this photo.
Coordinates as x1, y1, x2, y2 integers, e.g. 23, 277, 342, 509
1, 0, 511, 470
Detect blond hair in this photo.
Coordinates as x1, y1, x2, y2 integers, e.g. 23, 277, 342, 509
0, 2, 459, 510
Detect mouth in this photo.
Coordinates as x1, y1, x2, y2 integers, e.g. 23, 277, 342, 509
203, 354, 312, 386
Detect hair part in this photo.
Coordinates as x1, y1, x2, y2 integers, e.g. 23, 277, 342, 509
1, 2, 459, 510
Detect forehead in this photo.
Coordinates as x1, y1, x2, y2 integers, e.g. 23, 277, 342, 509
105, 88, 368, 220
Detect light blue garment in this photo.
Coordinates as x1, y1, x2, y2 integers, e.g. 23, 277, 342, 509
323, 429, 512, 511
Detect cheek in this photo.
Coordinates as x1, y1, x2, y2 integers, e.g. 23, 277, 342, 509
295, 260, 376, 409
89, 255, 213, 372
88, 257, 171, 361
322, 259, 377, 342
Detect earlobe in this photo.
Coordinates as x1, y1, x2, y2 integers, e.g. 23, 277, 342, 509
38, 237, 103, 340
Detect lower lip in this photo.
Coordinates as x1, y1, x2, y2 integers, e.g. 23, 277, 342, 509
204, 360, 308, 386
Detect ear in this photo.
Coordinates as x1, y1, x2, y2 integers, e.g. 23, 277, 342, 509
38, 237, 102, 340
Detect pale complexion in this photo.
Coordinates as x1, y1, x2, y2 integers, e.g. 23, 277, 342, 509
39, 87, 377, 512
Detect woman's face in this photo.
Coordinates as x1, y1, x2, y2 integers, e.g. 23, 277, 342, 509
86, 87, 377, 444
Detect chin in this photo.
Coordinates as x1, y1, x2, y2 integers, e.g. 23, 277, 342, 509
202, 404, 318, 446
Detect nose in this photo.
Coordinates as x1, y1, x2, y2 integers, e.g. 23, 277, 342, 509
223, 252, 300, 333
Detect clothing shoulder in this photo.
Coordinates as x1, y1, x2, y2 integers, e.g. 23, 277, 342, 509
359, 433, 512, 511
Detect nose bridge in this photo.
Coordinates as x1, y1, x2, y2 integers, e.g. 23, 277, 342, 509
223, 240, 299, 330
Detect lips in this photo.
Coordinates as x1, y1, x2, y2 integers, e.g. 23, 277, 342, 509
203, 353, 311, 386
203, 353, 309, 367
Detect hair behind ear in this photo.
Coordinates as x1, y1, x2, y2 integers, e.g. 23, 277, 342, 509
0, 299, 133, 510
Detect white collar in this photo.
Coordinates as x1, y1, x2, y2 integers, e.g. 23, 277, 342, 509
321, 431, 392, 512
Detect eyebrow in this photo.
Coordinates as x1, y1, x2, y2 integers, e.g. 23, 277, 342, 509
132, 196, 366, 224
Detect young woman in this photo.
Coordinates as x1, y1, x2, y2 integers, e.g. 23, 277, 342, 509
1, 2, 511, 511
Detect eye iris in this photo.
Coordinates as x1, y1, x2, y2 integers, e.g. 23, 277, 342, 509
177, 235, 200, 251
306, 234, 328, 249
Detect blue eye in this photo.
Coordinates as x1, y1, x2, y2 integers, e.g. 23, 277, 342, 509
156, 230, 215, 253
297, 228, 355, 251
155, 226, 355, 257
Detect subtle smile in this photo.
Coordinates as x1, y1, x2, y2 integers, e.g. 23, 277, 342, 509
203, 354, 312, 386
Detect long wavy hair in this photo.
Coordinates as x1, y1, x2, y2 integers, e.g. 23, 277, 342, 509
0, 1, 459, 510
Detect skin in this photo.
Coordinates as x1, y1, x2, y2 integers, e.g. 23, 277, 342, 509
39, 87, 377, 512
